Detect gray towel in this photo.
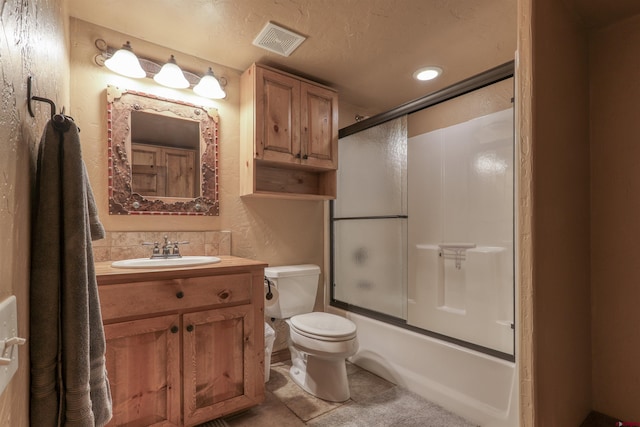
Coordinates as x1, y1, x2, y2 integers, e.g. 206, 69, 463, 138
30, 118, 112, 427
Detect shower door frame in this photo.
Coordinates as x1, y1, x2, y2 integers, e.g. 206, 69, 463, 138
330, 61, 516, 362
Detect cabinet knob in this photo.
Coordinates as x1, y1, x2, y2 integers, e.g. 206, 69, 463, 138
186, 324, 194, 332
302, 154, 308, 160
273, 124, 279, 133
218, 291, 230, 300
295, 152, 301, 159
171, 326, 179, 334
176, 291, 184, 299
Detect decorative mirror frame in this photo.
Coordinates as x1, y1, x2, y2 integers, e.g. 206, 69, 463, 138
107, 85, 219, 215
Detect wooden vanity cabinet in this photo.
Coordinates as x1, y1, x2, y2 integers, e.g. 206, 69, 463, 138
96, 259, 266, 427
102, 313, 182, 426
240, 63, 338, 199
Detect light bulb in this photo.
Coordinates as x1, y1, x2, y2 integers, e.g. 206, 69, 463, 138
104, 41, 146, 78
193, 67, 226, 99
153, 55, 189, 89
413, 66, 442, 81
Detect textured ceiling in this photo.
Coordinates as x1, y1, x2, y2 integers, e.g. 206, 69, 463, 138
65, 0, 517, 120
64, 0, 639, 121
66, 0, 640, 120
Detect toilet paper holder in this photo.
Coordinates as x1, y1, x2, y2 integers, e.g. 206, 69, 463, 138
264, 276, 275, 301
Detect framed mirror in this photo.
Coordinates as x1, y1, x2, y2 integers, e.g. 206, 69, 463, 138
107, 86, 219, 215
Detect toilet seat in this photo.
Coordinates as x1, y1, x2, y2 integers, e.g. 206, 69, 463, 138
289, 312, 357, 341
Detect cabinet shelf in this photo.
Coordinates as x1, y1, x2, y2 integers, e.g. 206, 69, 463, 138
242, 161, 336, 200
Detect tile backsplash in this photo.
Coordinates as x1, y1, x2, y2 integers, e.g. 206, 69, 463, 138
92, 230, 231, 262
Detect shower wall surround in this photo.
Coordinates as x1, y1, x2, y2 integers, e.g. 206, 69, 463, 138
407, 108, 514, 355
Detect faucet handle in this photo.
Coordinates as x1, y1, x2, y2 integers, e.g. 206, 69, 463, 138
172, 241, 189, 256
142, 241, 160, 255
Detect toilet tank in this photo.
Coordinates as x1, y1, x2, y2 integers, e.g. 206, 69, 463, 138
264, 264, 320, 319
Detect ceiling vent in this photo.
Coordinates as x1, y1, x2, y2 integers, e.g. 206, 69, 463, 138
252, 22, 306, 57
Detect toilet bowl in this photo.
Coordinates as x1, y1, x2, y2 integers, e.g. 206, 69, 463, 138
287, 312, 358, 402
264, 265, 358, 402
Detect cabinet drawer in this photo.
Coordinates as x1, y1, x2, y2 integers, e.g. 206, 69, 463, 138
99, 273, 253, 321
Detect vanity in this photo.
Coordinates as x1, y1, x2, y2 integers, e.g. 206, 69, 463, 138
95, 256, 267, 427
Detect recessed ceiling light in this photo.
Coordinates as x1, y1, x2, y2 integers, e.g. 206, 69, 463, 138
413, 66, 442, 81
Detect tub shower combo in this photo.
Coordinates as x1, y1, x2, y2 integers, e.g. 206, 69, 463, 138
331, 93, 517, 426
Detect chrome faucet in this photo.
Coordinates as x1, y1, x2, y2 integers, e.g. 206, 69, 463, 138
142, 235, 190, 259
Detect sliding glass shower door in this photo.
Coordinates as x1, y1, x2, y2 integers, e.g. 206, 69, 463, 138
331, 117, 407, 319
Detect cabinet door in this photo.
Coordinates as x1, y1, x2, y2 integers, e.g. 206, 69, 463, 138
255, 66, 301, 163
131, 144, 164, 196
131, 144, 197, 198
162, 146, 197, 198
300, 82, 338, 169
104, 314, 181, 427
182, 304, 260, 426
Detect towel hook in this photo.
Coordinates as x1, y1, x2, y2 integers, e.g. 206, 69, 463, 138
27, 76, 57, 120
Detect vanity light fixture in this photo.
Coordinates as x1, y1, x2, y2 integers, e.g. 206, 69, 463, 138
94, 39, 227, 99
153, 55, 190, 89
104, 41, 146, 78
193, 67, 226, 99
413, 66, 443, 81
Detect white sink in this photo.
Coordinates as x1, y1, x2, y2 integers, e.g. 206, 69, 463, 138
111, 256, 222, 269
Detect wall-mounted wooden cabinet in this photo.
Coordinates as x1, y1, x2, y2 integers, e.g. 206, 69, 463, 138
240, 63, 338, 200
96, 258, 266, 427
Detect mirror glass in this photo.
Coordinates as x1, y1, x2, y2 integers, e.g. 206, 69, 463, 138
107, 86, 219, 215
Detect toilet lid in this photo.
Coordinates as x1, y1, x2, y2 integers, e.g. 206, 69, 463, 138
290, 312, 357, 338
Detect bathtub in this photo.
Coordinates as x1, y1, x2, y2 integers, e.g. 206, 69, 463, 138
329, 307, 518, 427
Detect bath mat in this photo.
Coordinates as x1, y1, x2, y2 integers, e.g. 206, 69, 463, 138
196, 419, 230, 427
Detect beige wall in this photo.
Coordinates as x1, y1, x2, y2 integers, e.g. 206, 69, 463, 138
516, 0, 535, 424
520, 0, 592, 425
407, 78, 513, 137
0, 1, 69, 425
522, 1, 640, 424
8, 4, 639, 427
534, 0, 592, 423
590, 14, 640, 421
0, 14, 326, 425
68, 17, 328, 372
68, 18, 325, 275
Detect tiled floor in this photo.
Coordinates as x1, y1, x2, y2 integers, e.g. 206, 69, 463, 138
224, 361, 478, 427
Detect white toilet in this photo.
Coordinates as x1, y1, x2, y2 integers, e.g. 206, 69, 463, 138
264, 264, 358, 402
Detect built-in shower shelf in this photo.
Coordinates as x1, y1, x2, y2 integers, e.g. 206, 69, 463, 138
438, 243, 476, 269
438, 243, 477, 250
